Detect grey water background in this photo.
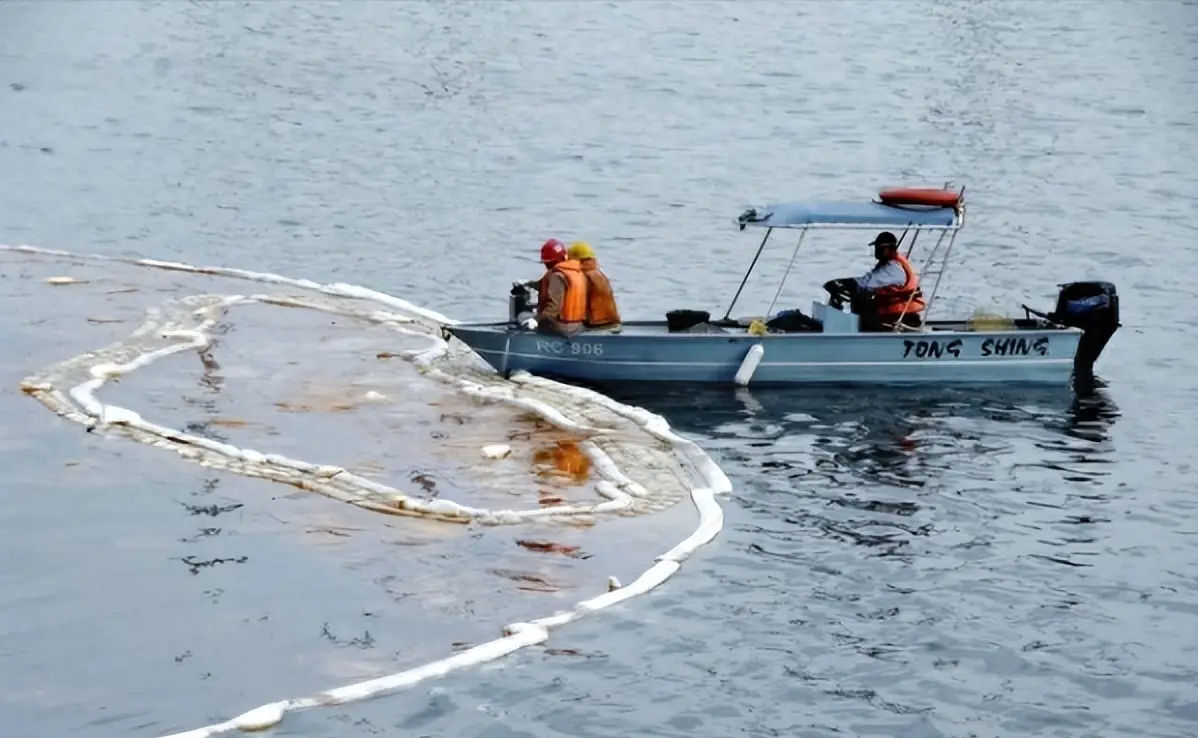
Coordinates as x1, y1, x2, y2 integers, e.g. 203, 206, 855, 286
2, 0, 1197, 736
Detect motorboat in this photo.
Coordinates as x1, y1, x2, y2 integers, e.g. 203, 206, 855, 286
442, 186, 1120, 388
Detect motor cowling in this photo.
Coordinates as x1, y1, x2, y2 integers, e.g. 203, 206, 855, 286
1048, 281, 1120, 378
509, 283, 534, 324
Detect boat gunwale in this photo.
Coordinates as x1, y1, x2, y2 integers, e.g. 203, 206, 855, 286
443, 321, 1085, 339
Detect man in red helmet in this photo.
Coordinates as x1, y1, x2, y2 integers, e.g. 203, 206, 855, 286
512, 239, 589, 336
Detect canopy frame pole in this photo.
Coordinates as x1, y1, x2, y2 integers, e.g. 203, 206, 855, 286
890, 188, 966, 330
892, 227, 959, 330
922, 227, 960, 318
764, 229, 807, 319
903, 230, 919, 258
729, 191, 967, 329
723, 226, 774, 321
919, 192, 966, 320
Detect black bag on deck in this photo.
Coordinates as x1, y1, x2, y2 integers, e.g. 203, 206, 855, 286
666, 309, 711, 333
765, 309, 822, 333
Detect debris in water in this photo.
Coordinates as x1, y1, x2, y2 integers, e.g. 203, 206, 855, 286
533, 440, 591, 482
275, 383, 387, 413
409, 472, 437, 494
207, 417, 254, 428
489, 568, 566, 593
306, 526, 356, 538
481, 444, 512, 460
515, 539, 587, 559
45, 276, 88, 286
86, 316, 124, 324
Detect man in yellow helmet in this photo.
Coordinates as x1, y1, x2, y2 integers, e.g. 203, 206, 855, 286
567, 241, 622, 330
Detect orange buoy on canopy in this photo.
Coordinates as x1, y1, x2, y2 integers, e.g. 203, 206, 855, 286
877, 187, 962, 209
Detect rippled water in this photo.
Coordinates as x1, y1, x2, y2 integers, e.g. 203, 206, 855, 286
2, 0, 1197, 736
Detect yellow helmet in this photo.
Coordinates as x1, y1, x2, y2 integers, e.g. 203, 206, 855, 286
568, 241, 596, 260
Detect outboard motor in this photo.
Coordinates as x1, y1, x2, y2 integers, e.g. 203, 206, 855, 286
509, 283, 535, 325
1047, 281, 1120, 377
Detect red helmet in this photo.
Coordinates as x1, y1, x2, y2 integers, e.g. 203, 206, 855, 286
539, 239, 566, 264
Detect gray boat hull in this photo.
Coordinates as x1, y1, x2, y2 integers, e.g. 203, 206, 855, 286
443, 321, 1084, 386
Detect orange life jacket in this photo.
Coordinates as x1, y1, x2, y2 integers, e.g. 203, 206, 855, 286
537, 260, 588, 324
873, 253, 926, 318
578, 259, 621, 327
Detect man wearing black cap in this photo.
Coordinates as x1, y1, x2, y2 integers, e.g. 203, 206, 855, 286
822, 231, 926, 331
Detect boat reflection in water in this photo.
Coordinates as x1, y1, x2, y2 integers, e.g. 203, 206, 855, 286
600, 381, 1119, 450
595, 381, 1121, 557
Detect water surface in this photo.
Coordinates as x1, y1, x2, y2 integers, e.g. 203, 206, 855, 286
2, 1, 1197, 736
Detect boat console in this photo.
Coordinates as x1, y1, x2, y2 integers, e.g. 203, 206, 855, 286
811, 302, 857, 333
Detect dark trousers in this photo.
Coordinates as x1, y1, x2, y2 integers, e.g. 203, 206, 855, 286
535, 317, 583, 338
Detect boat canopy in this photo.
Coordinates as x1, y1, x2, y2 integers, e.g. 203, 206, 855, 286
736, 200, 961, 231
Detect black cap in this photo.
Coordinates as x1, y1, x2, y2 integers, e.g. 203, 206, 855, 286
870, 231, 898, 247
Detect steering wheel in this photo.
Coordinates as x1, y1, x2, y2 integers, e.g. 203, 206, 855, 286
823, 278, 853, 308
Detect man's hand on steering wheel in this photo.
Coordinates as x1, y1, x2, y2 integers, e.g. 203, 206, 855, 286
823, 278, 857, 310
824, 278, 854, 296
